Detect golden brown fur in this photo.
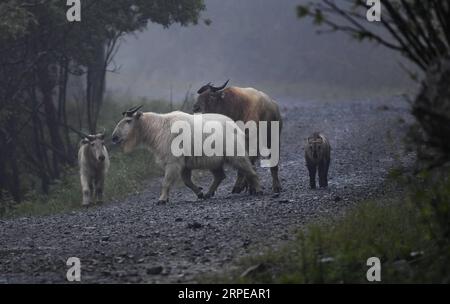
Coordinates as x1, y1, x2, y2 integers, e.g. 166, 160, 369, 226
193, 86, 283, 193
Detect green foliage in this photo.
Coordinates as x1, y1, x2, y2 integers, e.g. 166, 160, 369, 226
313, 9, 324, 26
296, 6, 310, 18
297, 5, 323, 25
414, 170, 450, 247
411, 58, 450, 166
296, 1, 450, 72
0, 1, 36, 39
209, 171, 450, 283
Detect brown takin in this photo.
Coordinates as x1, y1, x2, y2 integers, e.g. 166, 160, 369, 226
193, 80, 283, 193
78, 133, 110, 206
304, 133, 331, 189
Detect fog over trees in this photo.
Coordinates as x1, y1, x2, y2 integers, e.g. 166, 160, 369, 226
107, 0, 413, 101
0, 0, 416, 205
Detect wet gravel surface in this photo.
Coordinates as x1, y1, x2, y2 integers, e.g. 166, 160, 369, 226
0, 96, 415, 283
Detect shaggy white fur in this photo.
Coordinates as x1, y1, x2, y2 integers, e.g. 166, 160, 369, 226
112, 111, 261, 203
78, 134, 110, 206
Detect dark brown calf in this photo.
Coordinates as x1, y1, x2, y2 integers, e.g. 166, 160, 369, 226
304, 133, 331, 189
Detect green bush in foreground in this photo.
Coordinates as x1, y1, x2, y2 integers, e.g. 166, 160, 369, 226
211, 169, 450, 284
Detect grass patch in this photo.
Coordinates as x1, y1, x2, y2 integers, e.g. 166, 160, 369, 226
208, 169, 450, 283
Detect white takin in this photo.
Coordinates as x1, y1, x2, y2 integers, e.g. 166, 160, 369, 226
78, 133, 110, 206
111, 106, 262, 204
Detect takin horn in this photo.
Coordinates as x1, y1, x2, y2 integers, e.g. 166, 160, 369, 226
197, 82, 212, 94
99, 128, 106, 139
122, 105, 143, 117
197, 80, 229, 94
77, 130, 92, 140
210, 79, 229, 93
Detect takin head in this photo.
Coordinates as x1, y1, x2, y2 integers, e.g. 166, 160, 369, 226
306, 133, 327, 161
111, 105, 143, 152
81, 133, 107, 162
193, 80, 229, 114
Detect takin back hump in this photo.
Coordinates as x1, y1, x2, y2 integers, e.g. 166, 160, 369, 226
222, 87, 282, 127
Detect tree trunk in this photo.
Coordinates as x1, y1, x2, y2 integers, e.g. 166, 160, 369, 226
86, 41, 106, 133
31, 86, 51, 194
6, 119, 21, 202
58, 58, 75, 165
37, 59, 65, 179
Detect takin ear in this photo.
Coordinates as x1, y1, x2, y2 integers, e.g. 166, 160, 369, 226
135, 111, 143, 119
81, 138, 89, 145
98, 133, 105, 140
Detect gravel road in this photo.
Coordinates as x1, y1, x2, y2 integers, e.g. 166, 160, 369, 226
0, 96, 415, 283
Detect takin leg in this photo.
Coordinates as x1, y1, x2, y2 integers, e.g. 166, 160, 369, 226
159, 163, 180, 204
94, 174, 105, 204
80, 172, 92, 206
325, 159, 330, 185
231, 156, 256, 194
205, 167, 226, 198
307, 163, 317, 189
267, 123, 282, 193
229, 157, 262, 195
244, 157, 259, 192
89, 181, 95, 204
270, 165, 282, 193
319, 160, 329, 188
231, 171, 247, 194
181, 168, 204, 199
318, 163, 325, 188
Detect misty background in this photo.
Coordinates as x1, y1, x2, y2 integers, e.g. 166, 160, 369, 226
107, 0, 413, 102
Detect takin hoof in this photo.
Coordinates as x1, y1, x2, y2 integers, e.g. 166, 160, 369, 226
272, 184, 282, 193
249, 188, 263, 196
204, 192, 215, 199
96, 200, 104, 205
232, 180, 249, 194
232, 184, 248, 194
231, 186, 242, 194
157, 200, 168, 205
197, 192, 205, 200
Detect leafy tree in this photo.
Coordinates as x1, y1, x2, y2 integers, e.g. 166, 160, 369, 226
297, 1, 450, 73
